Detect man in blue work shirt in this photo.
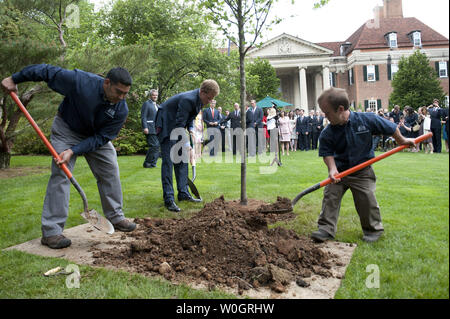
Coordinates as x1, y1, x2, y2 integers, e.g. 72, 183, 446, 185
155, 80, 220, 212
1, 64, 136, 249
311, 88, 415, 243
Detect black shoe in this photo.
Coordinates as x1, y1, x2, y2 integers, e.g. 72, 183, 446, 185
362, 233, 383, 243
178, 195, 202, 203
143, 163, 152, 168
165, 201, 181, 212
113, 219, 136, 232
41, 234, 72, 249
311, 229, 334, 243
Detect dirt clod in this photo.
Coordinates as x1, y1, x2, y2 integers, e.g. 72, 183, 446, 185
93, 196, 333, 293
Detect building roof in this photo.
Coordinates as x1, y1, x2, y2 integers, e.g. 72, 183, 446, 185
316, 17, 449, 56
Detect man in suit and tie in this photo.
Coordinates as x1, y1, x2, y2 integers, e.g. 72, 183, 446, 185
220, 103, 242, 155
202, 99, 220, 156
246, 99, 264, 155
141, 89, 160, 168
429, 98, 444, 153
218, 106, 226, 153
296, 109, 311, 151
155, 80, 220, 212
310, 110, 323, 150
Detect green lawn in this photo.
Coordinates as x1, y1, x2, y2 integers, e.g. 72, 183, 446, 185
0, 150, 448, 299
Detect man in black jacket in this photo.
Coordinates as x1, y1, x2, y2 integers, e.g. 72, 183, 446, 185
429, 99, 444, 153
296, 109, 311, 151
220, 103, 242, 155
141, 89, 160, 168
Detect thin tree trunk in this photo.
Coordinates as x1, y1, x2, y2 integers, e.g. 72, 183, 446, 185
238, 0, 247, 205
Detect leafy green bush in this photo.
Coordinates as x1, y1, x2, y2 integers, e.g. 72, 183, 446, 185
112, 128, 147, 155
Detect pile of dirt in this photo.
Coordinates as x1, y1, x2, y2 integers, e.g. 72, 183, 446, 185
93, 196, 334, 294
257, 196, 293, 214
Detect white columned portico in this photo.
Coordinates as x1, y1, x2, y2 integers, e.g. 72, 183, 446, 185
322, 66, 331, 91
314, 73, 323, 110
298, 66, 308, 110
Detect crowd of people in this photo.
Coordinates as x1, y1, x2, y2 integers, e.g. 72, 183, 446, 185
150, 97, 449, 159
366, 99, 449, 154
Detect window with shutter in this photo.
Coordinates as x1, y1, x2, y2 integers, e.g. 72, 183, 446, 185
367, 65, 376, 82
439, 61, 448, 78
391, 64, 398, 80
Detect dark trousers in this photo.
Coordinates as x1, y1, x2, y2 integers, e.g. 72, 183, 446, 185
431, 126, 442, 153
298, 133, 309, 151
311, 131, 320, 150
160, 138, 190, 204
144, 134, 160, 166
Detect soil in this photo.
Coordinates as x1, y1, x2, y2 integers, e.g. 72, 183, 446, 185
93, 195, 337, 294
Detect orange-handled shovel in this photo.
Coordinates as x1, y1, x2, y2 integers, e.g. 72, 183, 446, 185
10, 91, 114, 234
260, 132, 433, 214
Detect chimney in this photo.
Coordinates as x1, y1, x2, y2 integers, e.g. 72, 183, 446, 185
373, 5, 384, 21
383, 0, 403, 18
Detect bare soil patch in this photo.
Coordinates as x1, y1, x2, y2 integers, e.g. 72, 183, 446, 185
6, 196, 356, 298
0, 166, 49, 179
93, 196, 352, 295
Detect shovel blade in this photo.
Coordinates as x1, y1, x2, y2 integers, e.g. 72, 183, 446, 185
80, 209, 115, 234
187, 178, 201, 200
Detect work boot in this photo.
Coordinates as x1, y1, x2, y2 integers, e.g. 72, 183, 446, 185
41, 235, 72, 249
310, 229, 334, 243
113, 219, 137, 232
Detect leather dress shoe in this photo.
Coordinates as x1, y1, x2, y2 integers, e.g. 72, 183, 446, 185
165, 201, 181, 212
178, 195, 202, 203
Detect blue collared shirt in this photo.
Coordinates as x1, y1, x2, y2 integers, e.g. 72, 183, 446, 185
12, 64, 128, 155
319, 111, 397, 171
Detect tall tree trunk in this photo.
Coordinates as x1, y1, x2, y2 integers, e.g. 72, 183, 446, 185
238, 0, 247, 205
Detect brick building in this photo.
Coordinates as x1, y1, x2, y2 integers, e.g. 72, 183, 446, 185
247, 0, 449, 111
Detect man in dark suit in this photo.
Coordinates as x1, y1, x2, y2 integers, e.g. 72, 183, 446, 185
250, 99, 264, 154
141, 89, 160, 168
155, 80, 220, 212
429, 99, 444, 153
309, 110, 324, 150
246, 104, 256, 156
218, 106, 226, 153
220, 103, 242, 155
202, 99, 220, 156
296, 109, 311, 151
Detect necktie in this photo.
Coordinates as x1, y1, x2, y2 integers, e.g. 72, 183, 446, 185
211, 108, 214, 118
235, 110, 238, 117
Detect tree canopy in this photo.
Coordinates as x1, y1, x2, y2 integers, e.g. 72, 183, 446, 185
390, 50, 446, 109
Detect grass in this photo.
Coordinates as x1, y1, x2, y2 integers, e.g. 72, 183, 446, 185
0, 148, 448, 299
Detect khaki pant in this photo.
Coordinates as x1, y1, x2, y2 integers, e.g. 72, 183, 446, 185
317, 166, 384, 237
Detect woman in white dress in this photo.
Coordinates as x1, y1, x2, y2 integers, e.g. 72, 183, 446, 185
288, 110, 297, 152
278, 110, 291, 156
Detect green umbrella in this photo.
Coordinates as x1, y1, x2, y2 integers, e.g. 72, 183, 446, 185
256, 96, 293, 108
